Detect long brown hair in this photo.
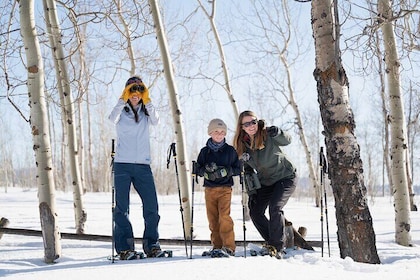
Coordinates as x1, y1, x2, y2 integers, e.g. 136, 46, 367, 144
233, 111, 266, 156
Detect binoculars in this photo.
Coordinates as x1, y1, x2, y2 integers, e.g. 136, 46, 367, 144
129, 84, 145, 93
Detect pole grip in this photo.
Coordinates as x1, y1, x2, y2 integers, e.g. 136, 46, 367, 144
192, 160, 196, 175
171, 142, 176, 157
111, 139, 115, 157
319, 147, 323, 167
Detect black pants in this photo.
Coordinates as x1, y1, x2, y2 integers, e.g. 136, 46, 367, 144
248, 178, 296, 250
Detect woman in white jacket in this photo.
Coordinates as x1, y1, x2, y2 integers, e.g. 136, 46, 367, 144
108, 76, 161, 260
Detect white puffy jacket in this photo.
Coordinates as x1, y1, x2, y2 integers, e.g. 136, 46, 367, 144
108, 99, 159, 164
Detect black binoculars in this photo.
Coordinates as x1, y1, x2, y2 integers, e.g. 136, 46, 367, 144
129, 84, 145, 93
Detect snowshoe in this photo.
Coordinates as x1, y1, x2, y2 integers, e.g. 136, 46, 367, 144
211, 249, 230, 258
202, 248, 230, 258
221, 247, 235, 257
120, 250, 145, 260
259, 244, 276, 256
248, 243, 285, 259
146, 247, 173, 258
108, 250, 145, 261
202, 250, 212, 257
249, 249, 258, 256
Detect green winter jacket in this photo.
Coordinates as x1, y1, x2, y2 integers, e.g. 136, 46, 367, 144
245, 130, 296, 186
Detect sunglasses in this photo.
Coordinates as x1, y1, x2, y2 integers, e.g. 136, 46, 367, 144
242, 119, 257, 128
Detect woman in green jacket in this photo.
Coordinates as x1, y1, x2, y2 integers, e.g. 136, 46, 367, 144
233, 110, 297, 259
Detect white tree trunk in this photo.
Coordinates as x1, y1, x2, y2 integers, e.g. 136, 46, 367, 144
115, 0, 136, 76
311, 0, 380, 263
378, 0, 412, 246
279, 54, 319, 207
197, 0, 239, 119
197, 0, 251, 220
148, 0, 192, 238
43, 0, 86, 234
19, 0, 61, 263
373, 30, 393, 196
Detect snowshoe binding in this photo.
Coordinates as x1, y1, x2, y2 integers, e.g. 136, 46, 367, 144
202, 247, 234, 258
249, 243, 285, 259
108, 250, 145, 261
146, 247, 173, 258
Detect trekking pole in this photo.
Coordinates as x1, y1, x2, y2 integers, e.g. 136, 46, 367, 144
190, 161, 197, 259
167, 143, 189, 258
240, 153, 250, 258
320, 147, 331, 257
319, 147, 324, 257
111, 139, 116, 263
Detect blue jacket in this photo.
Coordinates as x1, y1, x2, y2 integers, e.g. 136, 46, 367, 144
108, 99, 159, 164
196, 139, 241, 187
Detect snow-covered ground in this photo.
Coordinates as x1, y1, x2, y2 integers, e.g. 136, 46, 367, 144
1, 188, 419, 280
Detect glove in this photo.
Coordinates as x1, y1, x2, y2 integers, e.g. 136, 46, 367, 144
204, 171, 217, 181
120, 86, 131, 102
120, 83, 150, 104
204, 162, 218, 181
205, 162, 218, 173
267, 126, 279, 137
204, 165, 230, 181
140, 85, 151, 104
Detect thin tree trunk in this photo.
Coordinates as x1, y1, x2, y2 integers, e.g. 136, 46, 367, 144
18, 0, 61, 263
115, 0, 136, 76
311, 0, 380, 264
378, 0, 412, 246
43, 0, 86, 234
148, 0, 192, 238
280, 54, 319, 208
76, 27, 93, 191
197, 0, 250, 219
197, 0, 239, 119
374, 31, 393, 196
406, 84, 418, 211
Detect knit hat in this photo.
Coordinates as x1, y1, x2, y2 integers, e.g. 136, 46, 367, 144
125, 76, 142, 87
208, 118, 227, 135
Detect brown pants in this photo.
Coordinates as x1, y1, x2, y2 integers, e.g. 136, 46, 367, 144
205, 187, 235, 252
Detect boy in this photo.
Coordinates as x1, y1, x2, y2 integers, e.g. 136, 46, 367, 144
196, 119, 241, 257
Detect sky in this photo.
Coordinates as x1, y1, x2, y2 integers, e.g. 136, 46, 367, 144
2, 0, 419, 188
1, 187, 419, 280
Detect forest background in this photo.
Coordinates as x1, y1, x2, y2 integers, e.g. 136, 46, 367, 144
1, 0, 419, 200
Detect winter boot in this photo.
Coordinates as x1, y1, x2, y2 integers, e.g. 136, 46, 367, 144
259, 244, 277, 257
210, 248, 230, 258
119, 250, 138, 260
275, 250, 285, 259
259, 244, 285, 259
147, 247, 164, 258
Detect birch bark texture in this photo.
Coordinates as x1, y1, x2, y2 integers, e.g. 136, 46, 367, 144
148, 0, 192, 238
42, 0, 86, 234
18, 0, 61, 263
378, 0, 412, 246
311, 0, 380, 263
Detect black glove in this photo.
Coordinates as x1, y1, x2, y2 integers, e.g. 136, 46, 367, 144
204, 165, 231, 181
267, 126, 279, 137
204, 171, 217, 181
205, 162, 218, 172
204, 162, 218, 181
